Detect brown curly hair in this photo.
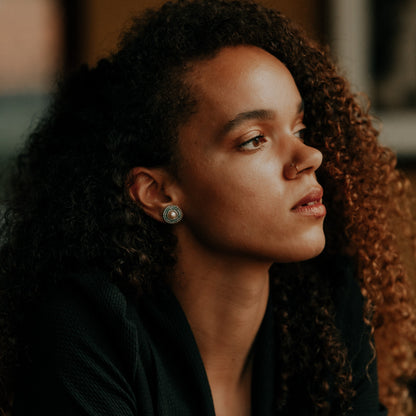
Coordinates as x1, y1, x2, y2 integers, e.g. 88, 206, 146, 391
1, 0, 416, 414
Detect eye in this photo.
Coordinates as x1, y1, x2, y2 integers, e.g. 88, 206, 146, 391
294, 128, 306, 142
238, 135, 266, 151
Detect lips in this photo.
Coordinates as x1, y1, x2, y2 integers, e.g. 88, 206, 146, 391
291, 187, 326, 217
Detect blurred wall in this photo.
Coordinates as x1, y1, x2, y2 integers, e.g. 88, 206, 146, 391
0, 0, 63, 94
0, 0, 63, 164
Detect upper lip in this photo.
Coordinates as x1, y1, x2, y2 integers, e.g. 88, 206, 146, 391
292, 187, 324, 209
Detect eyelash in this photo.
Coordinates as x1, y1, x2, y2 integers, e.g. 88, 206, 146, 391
238, 135, 266, 151
238, 127, 307, 151
294, 128, 306, 141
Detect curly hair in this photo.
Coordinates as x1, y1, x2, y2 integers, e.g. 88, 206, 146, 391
1, 0, 416, 414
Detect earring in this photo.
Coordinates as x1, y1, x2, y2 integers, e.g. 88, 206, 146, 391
162, 205, 183, 224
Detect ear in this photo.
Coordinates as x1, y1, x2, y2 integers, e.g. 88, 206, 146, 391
128, 167, 180, 223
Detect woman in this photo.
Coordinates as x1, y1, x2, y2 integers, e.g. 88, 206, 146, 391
1, 0, 416, 414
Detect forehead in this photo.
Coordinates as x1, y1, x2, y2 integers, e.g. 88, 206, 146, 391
186, 45, 299, 112
181, 45, 301, 130
189, 45, 292, 83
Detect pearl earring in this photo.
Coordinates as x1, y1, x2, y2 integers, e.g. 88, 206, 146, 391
162, 205, 183, 224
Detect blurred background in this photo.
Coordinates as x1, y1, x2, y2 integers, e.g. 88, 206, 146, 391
1, 0, 415, 182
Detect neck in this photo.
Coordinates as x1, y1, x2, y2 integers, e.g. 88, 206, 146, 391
170, 238, 271, 390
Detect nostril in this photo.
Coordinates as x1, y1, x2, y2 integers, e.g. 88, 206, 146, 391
290, 163, 299, 174
286, 147, 322, 179
284, 162, 299, 179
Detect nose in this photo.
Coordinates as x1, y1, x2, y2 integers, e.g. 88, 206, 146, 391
283, 141, 323, 180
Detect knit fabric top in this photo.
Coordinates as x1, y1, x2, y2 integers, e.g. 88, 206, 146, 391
13, 267, 388, 415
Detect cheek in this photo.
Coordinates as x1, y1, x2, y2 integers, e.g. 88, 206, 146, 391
181, 171, 244, 224
179, 162, 286, 242
180, 160, 278, 218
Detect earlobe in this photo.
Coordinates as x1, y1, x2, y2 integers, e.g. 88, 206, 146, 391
128, 167, 179, 222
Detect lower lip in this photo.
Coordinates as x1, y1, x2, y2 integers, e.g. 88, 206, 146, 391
292, 202, 326, 218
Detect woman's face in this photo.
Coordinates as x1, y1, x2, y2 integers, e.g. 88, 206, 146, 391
173, 45, 326, 264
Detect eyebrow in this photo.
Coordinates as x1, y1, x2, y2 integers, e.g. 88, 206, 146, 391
222, 100, 304, 135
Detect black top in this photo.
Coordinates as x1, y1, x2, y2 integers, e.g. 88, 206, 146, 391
13, 268, 388, 415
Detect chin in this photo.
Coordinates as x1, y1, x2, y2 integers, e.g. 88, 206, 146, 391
305, 243, 326, 261
274, 235, 326, 264
301, 237, 326, 261
299, 228, 326, 258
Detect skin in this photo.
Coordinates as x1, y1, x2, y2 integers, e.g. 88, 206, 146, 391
129, 45, 326, 415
